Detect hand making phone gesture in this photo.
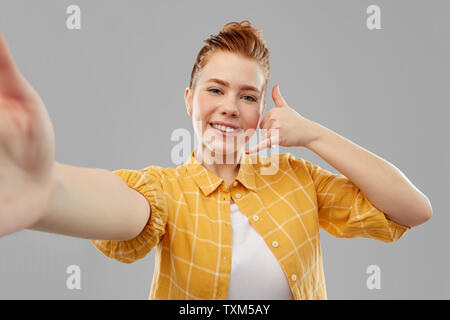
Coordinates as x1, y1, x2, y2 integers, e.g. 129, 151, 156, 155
245, 85, 318, 154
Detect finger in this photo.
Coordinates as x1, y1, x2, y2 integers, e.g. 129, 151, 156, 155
272, 85, 288, 108
0, 30, 35, 99
247, 129, 279, 154
245, 139, 270, 154
0, 30, 17, 72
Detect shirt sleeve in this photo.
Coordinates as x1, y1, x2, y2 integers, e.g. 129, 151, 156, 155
91, 165, 168, 264
288, 154, 411, 243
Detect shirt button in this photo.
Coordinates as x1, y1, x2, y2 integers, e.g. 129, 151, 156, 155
252, 215, 259, 221
233, 181, 238, 187
272, 241, 279, 248
291, 274, 297, 282
235, 193, 241, 199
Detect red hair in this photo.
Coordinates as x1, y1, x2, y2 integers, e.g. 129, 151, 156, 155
188, 20, 271, 105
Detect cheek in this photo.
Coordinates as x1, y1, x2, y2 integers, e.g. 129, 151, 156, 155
242, 109, 262, 129
192, 94, 215, 137
193, 94, 214, 121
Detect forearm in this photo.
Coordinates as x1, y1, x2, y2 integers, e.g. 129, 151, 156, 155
305, 121, 432, 228
28, 161, 150, 240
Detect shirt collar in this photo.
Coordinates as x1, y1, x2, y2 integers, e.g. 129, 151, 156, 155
184, 150, 257, 196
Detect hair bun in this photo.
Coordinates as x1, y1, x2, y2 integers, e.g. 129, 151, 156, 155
220, 20, 263, 38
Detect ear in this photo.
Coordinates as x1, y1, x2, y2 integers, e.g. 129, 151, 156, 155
184, 87, 192, 116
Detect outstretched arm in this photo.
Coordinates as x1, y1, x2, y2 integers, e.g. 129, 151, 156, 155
29, 162, 151, 241
0, 29, 150, 239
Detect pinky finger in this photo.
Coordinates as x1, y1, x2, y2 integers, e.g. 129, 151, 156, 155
245, 139, 270, 154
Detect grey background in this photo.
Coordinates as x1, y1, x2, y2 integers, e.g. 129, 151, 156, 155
0, 0, 448, 299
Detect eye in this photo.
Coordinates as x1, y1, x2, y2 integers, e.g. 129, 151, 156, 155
243, 95, 257, 102
208, 88, 221, 94
208, 88, 257, 103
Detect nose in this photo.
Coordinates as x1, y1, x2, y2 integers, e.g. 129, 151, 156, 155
219, 100, 240, 117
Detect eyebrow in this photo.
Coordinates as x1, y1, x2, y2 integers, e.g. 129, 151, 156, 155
205, 78, 261, 94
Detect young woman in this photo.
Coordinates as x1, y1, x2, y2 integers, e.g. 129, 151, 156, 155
0, 20, 432, 300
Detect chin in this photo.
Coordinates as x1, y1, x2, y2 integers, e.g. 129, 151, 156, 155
203, 142, 242, 159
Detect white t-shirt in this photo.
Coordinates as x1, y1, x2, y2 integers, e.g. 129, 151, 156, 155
227, 202, 294, 300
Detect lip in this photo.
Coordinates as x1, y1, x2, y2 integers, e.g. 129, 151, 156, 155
209, 122, 242, 137
209, 121, 240, 129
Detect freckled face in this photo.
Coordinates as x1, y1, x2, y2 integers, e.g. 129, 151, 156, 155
184, 51, 266, 156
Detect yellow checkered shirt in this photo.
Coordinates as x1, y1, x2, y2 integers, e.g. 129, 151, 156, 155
91, 151, 410, 299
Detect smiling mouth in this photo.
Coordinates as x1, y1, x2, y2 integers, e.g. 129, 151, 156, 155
208, 123, 242, 136
209, 122, 241, 132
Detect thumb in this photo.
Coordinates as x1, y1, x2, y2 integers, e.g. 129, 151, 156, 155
0, 30, 36, 100
273, 85, 288, 108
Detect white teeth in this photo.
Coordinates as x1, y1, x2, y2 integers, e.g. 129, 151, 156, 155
211, 123, 238, 133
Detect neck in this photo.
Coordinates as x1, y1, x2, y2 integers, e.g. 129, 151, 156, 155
194, 147, 243, 188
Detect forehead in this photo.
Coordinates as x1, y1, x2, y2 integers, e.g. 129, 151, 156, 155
199, 51, 264, 90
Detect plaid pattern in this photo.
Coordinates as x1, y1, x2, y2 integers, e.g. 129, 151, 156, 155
91, 150, 410, 300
